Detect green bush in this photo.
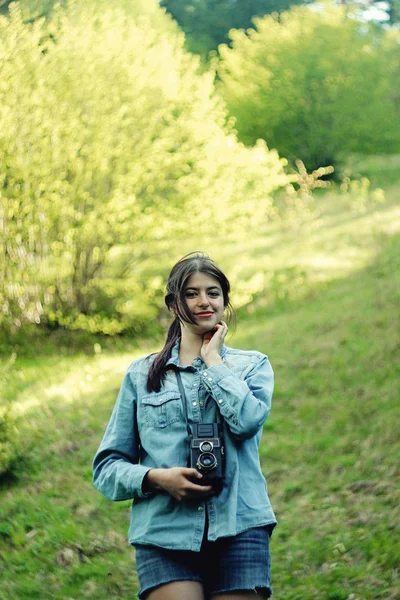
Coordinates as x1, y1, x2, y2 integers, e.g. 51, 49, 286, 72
0, 1, 378, 344
0, 1, 290, 337
217, 3, 400, 171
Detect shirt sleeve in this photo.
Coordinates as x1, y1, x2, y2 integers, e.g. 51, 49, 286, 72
201, 354, 274, 440
92, 369, 153, 501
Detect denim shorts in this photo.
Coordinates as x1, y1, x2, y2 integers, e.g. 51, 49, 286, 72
134, 522, 273, 599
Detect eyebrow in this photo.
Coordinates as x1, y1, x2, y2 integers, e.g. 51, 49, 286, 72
185, 286, 221, 291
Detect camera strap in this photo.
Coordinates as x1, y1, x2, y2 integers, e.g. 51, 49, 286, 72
175, 370, 193, 439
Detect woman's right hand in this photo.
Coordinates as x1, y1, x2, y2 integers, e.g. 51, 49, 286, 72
144, 467, 214, 502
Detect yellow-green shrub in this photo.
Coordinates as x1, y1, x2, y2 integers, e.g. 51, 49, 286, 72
0, 1, 290, 335
217, 3, 400, 171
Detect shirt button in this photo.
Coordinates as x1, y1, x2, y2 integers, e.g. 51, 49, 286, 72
193, 383, 198, 387
218, 399, 223, 404
199, 402, 203, 406
192, 402, 197, 406
208, 377, 213, 382
198, 506, 203, 511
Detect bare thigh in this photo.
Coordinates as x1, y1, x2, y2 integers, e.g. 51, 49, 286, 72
146, 580, 206, 600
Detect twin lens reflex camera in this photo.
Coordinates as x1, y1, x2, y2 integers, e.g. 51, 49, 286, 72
190, 422, 225, 494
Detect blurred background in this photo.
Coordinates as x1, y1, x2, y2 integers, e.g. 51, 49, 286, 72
0, 1, 399, 598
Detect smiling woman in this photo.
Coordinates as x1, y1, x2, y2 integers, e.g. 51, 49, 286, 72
185, 277, 223, 317
177, 272, 227, 365
93, 252, 277, 600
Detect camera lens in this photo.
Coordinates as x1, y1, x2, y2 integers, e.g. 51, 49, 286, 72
199, 441, 213, 453
197, 452, 217, 471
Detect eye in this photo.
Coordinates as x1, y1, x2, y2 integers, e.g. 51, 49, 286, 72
185, 291, 196, 298
209, 291, 220, 297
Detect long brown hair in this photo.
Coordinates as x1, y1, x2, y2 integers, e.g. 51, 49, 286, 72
147, 252, 234, 392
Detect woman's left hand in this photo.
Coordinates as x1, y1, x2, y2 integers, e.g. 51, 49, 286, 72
201, 321, 228, 367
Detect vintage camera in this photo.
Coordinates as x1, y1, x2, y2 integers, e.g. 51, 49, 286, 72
190, 423, 225, 493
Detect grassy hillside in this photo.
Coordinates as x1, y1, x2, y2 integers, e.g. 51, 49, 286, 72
236, 231, 400, 599
0, 176, 399, 599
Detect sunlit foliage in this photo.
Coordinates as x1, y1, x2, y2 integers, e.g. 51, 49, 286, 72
160, 0, 310, 55
217, 2, 400, 171
0, 1, 290, 336
0, 0, 180, 30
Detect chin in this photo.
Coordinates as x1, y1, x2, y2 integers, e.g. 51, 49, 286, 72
195, 324, 213, 333
193, 322, 215, 333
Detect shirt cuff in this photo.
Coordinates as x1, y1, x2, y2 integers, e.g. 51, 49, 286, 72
134, 466, 155, 499
201, 363, 232, 388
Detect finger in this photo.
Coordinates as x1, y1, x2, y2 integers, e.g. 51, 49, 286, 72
217, 326, 227, 340
213, 323, 225, 336
185, 484, 214, 496
181, 468, 203, 480
186, 481, 213, 491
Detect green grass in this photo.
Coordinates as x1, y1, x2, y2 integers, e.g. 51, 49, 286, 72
236, 231, 400, 599
341, 153, 400, 189
1, 168, 399, 599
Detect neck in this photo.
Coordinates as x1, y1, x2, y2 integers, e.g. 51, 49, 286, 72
179, 325, 203, 366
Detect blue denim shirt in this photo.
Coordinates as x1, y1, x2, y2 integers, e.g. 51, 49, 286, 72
93, 340, 277, 551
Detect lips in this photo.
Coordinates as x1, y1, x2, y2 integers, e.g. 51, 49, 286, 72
195, 312, 214, 318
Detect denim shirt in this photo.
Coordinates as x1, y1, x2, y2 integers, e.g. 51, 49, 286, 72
92, 340, 277, 551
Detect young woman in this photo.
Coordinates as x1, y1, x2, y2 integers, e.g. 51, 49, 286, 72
93, 252, 277, 599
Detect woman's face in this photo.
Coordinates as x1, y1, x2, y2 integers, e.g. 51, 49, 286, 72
181, 271, 225, 333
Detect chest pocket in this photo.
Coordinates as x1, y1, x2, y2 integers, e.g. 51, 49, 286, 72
141, 390, 181, 428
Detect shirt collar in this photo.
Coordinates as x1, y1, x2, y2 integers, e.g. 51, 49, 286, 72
165, 338, 228, 369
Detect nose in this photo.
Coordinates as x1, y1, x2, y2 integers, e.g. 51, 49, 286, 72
197, 292, 210, 307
